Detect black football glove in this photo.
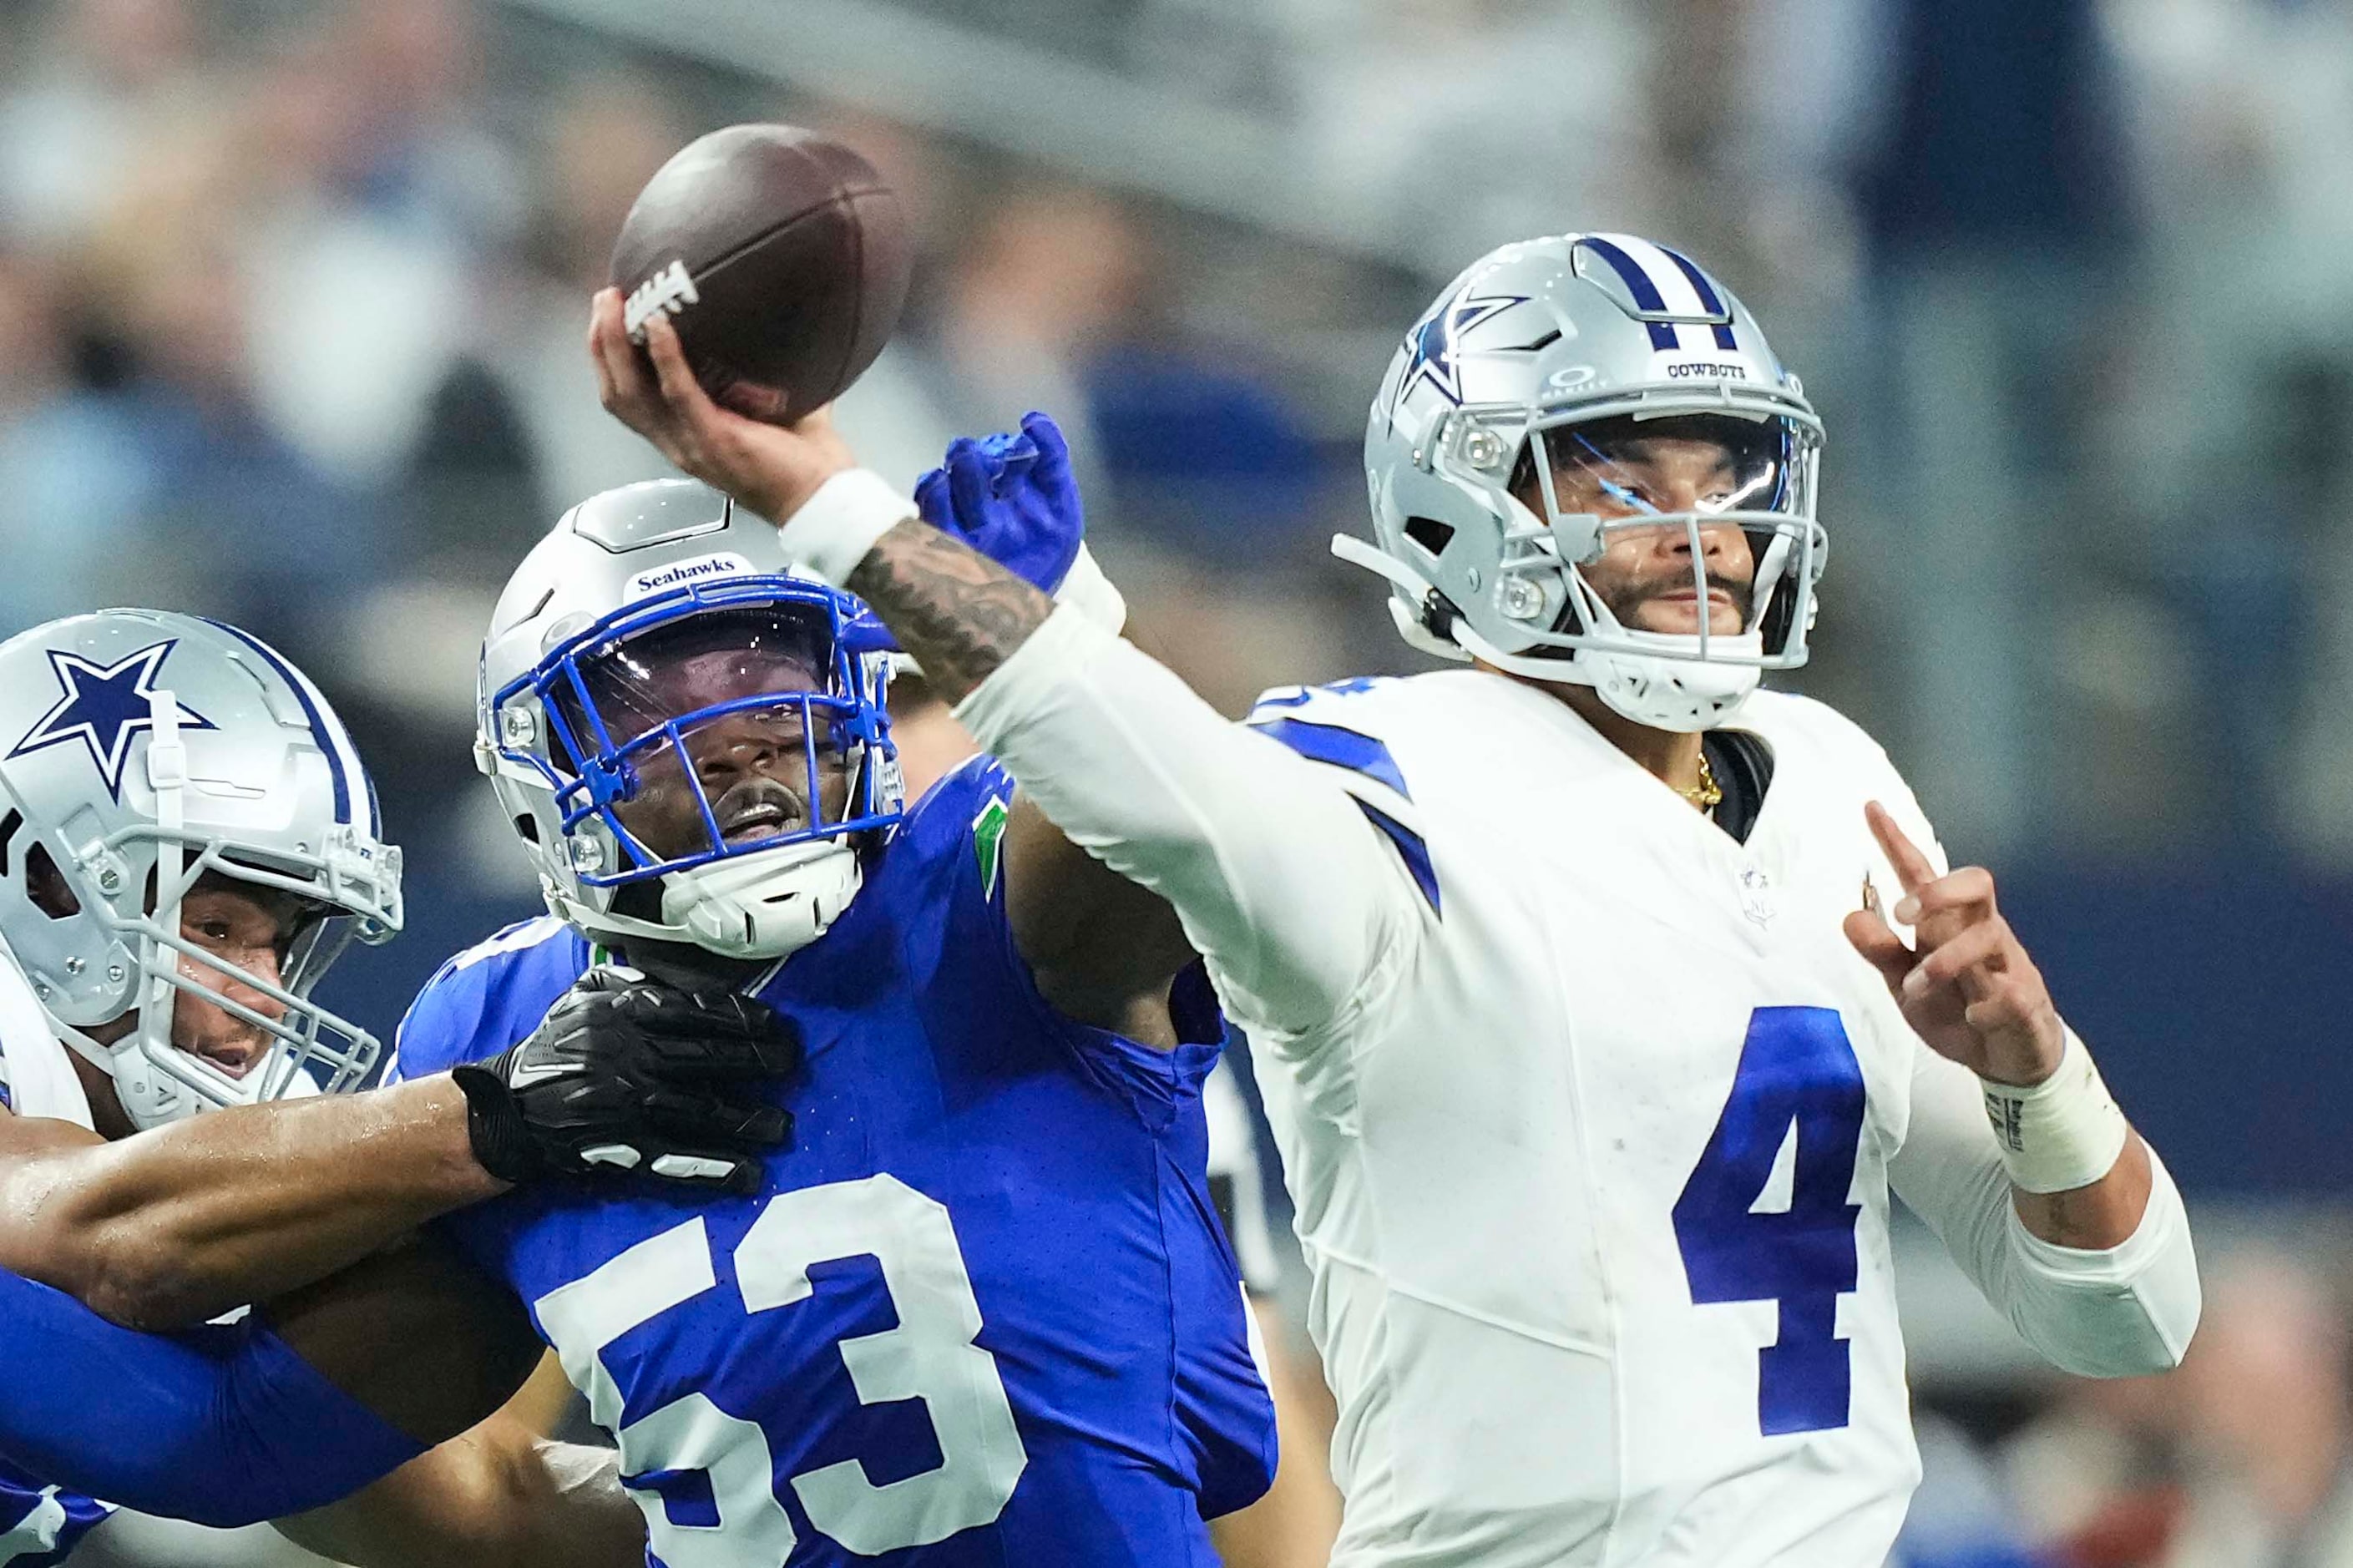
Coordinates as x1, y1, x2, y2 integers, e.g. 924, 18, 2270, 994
451, 967, 800, 1195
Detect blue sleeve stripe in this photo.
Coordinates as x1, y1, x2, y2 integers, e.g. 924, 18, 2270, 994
1353, 799, 1440, 915
197, 619, 352, 828
1248, 717, 1411, 801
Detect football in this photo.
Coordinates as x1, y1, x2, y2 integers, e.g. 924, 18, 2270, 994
610, 123, 913, 422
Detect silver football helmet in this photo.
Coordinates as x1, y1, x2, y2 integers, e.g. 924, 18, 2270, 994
478, 479, 903, 962
0, 610, 402, 1130
1344, 232, 1827, 731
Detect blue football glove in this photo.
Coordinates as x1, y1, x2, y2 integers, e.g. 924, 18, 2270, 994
914, 411, 1085, 595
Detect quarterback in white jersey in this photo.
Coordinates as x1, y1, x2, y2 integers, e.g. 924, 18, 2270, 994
590, 231, 2201, 1568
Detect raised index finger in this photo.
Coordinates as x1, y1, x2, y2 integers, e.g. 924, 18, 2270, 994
1865, 800, 1937, 896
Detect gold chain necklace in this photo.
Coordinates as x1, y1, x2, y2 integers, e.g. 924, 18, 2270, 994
1679, 749, 1723, 812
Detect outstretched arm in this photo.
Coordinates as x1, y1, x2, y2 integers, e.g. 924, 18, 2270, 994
0, 969, 797, 1329
0, 1182, 638, 1560
0, 1078, 498, 1331
590, 295, 1424, 1043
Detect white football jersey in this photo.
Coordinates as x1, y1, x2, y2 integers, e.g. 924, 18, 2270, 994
1242, 670, 2013, 1567
959, 608, 2199, 1568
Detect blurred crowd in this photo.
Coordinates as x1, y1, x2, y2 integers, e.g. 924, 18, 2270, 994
4, 0, 2352, 870
7, 0, 2353, 1564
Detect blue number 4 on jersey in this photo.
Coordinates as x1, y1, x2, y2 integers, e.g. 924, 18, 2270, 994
1673, 1006, 1867, 1436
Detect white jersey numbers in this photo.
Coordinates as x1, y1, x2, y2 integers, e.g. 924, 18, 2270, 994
534, 1176, 1030, 1562
739, 1176, 1029, 1554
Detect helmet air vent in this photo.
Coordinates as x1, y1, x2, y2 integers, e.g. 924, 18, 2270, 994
1403, 517, 1456, 558
23, 841, 79, 919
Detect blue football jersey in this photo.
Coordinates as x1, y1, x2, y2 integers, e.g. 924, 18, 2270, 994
391, 759, 1276, 1567
0, 1455, 112, 1563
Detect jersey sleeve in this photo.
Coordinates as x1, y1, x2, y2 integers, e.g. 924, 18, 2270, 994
1890, 1041, 2199, 1377
954, 605, 1429, 1052
384, 918, 582, 1084
0, 1265, 423, 1526
901, 756, 1230, 1129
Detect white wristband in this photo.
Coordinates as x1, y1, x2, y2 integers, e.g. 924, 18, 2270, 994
1054, 544, 1127, 634
774, 468, 912, 588
1980, 1029, 2130, 1194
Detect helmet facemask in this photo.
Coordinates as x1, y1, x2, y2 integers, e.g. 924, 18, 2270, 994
488, 578, 904, 960
77, 847, 384, 1129
1419, 403, 1826, 731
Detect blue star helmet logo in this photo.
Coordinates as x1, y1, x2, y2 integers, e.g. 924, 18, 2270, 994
8, 640, 216, 802
1394, 291, 1531, 412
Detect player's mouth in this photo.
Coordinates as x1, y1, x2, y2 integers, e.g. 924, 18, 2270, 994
1641, 586, 1743, 630
180, 1033, 265, 1078
712, 780, 806, 844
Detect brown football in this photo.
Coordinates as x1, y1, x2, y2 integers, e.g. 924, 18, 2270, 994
610, 124, 912, 422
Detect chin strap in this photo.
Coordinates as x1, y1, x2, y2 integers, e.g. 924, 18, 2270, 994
660, 842, 863, 959
1329, 534, 1475, 664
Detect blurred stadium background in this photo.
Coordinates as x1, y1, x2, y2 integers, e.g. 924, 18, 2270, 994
6, 0, 2353, 1564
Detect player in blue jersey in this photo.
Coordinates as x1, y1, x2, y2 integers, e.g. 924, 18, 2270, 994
0, 473, 1273, 1564
377, 471, 1273, 1565
0, 609, 802, 1565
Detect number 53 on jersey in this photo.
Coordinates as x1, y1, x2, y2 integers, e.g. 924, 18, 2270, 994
534, 1174, 1030, 1564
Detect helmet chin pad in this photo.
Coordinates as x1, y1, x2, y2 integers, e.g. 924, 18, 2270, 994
1457, 619, 1764, 732
657, 838, 863, 960
1586, 636, 1763, 732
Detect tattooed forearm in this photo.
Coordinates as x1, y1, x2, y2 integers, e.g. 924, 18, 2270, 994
846, 520, 1057, 703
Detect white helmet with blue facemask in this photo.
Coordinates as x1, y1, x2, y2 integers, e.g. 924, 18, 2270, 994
1344, 232, 1828, 732
478, 479, 903, 962
0, 610, 402, 1130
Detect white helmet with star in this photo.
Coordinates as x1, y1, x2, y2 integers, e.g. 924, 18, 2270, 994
1344, 232, 1827, 731
0, 610, 402, 1129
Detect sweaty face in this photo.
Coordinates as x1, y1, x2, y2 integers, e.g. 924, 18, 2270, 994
566, 607, 853, 865
1519, 414, 1783, 639
170, 873, 311, 1076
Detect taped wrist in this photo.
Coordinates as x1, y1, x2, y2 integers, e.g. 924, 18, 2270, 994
776, 468, 912, 587
1980, 1028, 2130, 1194
451, 1060, 540, 1183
